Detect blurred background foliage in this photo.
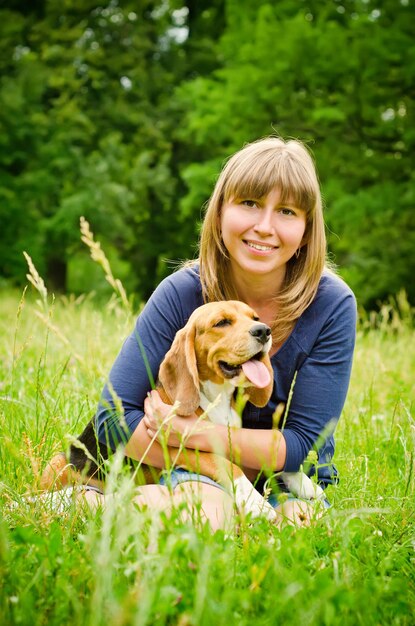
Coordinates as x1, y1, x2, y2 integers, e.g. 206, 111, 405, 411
0, 0, 413, 308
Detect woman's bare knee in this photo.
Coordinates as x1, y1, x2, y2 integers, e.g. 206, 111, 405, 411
173, 483, 234, 532
274, 499, 326, 528
132, 484, 173, 511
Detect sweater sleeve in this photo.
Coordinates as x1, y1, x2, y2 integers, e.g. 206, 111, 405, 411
95, 268, 203, 448
281, 288, 357, 474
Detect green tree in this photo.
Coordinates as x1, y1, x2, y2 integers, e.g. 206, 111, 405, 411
175, 0, 415, 308
0, 1, 183, 296
1, 0, 414, 307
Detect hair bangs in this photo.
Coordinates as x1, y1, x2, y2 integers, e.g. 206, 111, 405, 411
222, 149, 317, 215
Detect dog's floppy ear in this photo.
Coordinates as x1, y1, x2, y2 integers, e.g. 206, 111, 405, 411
245, 356, 274, 408
158, 323, 200, 415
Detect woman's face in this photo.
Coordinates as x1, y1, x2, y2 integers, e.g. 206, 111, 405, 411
220, 187, 307, 287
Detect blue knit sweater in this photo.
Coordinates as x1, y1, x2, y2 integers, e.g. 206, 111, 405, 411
96, 266, 356, 486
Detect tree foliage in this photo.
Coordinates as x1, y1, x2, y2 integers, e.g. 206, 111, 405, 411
0, 0, 414, 308
0, 0, 189, 296
175, 0, 415, 307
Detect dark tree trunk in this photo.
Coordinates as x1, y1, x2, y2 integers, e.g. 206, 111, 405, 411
46, 256, 67, 292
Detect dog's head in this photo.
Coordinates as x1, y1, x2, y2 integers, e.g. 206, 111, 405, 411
158, 301, 273, 415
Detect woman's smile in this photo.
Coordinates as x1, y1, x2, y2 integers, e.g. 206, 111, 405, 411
243, 239, 279, 254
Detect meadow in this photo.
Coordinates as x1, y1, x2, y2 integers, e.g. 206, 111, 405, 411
0, 270, 414, 625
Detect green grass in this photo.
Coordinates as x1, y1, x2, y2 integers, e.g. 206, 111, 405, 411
0, 287, 414, 626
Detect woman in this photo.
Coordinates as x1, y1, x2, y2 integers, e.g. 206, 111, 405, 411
88, 136, 356, 530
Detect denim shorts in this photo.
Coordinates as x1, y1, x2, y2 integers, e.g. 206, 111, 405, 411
159, 468, 226, 492
159, 468, 331, 508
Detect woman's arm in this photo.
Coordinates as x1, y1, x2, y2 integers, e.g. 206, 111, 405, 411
141, 390, 287, 472
278, 289, 357, 473
95, 268, 203, 449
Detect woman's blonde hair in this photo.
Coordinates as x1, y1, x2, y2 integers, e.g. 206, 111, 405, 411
197, 136, 328, 345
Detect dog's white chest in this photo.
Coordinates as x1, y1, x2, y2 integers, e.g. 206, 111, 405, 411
199, 380, 242, 428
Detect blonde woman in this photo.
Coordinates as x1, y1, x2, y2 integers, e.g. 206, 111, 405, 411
88, 137, 356, 529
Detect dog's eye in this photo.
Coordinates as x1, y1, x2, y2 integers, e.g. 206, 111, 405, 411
213, 318, 232, 328
253, 315, 260, 321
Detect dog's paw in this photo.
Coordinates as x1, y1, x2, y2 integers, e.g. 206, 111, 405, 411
280, 471, 325, 500
233, 475, 277, 521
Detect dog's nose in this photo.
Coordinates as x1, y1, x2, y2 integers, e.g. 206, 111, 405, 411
249, 323, 271, 344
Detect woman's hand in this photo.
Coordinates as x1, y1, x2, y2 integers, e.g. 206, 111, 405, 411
143, 389, 216, 450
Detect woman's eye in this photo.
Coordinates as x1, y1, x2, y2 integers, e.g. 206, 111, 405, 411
241, 199, 257, 207
213, 318, 232, 328
280, 207, 295, 216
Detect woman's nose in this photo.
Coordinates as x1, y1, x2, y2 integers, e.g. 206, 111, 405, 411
253, 209, 275, 234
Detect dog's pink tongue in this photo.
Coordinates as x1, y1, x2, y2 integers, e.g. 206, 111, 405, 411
241, 359, 271, 389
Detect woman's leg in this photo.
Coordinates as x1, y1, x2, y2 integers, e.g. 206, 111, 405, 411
81, 484, 173, 513
171, 482, 235, 532
81, 482, 235, 532
273, 498, 327, 528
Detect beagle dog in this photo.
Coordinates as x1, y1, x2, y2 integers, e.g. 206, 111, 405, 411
40, 300, 323, 519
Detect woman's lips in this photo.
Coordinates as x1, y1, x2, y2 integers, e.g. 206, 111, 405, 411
244, 240, 278, 253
